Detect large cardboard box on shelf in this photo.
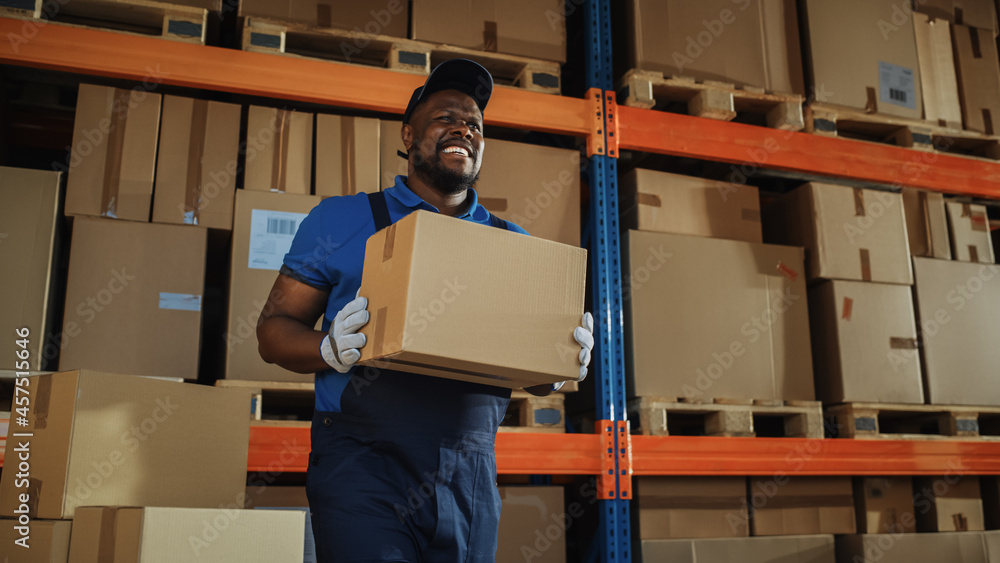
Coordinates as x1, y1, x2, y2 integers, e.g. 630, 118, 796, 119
946, 202, 995, 263
411, 0, 566, 62
497, 487, 566, 563
65, 83, 162, 222
358, 210, 586, 388
902, 189, 951, 259
912, 257, 1000, 406
807, 280, 923, 404
952, 23, 1000, 134
619, 0, 804, 94
244, 106, 313, 195
244, 486, 316, 563
800, 0, 923, 120
636, 477, 749, 539
854, 477, 917, 535
763, 183, 913, 285
0, 167, 61, 371
750, 477, 855, 536
619, 168, 761, 243
914, 13, 963, 129
379, 119, 407, 189
913, 0, 998, 33
58, 218, 206, 379
625, 230, 814, 402
68, 506, 305, 563
152, 96, 241, 230
641, 534, 836, 563
837, 532, 992, 563
239, 0, 408, 38
315, 114, 380, 198
914, 476, 986, 532
226, 190, 322, 382
0, 519, 71, 562
0, 371, 251, 519
987, 531, 1000, 562
475, 139, 581, 247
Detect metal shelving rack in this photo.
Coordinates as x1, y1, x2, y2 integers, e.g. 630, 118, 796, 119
3, 1, 1000, 559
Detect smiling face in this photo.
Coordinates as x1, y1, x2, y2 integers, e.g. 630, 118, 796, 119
403, 89, 485, 195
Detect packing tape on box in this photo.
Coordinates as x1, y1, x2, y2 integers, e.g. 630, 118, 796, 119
842, 297, 854, 321
954, 512, 969, 531
741, 208, 761, 222
890, 337, 918, 349
183, 99, 210, 226
775, 261, 798, 282
854, 188, 866, 217
860, 248, 872, 281
480, 197, 508, 212
100, 88, 132, 218
271, 109, 292, 192
373, 306, 388, 357
340, 117, 357, 194
970, 245, 980, 262
483, 20, 498, 52
98, 506, 118, 563
316, 3, 332, 28
382, 223, 396, 263
34, 373, 52, 429
636, 193, 661, 208
970, 211, 988, 232
865, 87, 878, 113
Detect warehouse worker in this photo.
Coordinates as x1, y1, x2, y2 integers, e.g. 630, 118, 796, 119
257, 59, 595, 562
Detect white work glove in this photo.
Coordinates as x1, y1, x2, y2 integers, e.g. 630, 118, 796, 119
320, 290, 369, 373
553, 313, 595, 392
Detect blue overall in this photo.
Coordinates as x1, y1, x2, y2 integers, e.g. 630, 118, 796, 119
281, 179, 526, 562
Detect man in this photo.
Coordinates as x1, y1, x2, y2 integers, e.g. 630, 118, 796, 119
257, 59, 594, 562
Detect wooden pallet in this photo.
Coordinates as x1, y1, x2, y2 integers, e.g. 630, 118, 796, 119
499, 391, 565, 433
240, 17, 561, 94
825, 402, 1000, 441
628, 396, 824, 439
215, 379, 315, 422
2, 0, 206, 44
618, 69, 805, 131
806, 103, 1000, 162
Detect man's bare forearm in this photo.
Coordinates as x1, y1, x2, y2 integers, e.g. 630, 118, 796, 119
257, 316, 331, 373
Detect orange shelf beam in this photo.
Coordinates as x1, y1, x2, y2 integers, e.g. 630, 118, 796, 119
0, 18, 592, 137
617, 105, 1000, 199
247, 425, 603, 475
632, 436, 1000, 476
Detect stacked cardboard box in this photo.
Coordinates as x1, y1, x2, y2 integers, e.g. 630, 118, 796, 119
854, 477, 917, 535
244, 106, 314, 195
838, 531, 996, 562
914, 12, 963, 128
641, 535, 835, 563
902, 188, 952, 259
764, 183, 923, 404
946, 201, 995, 263
497, 486, 566, 563
749, 477, 856, 536
914, 476, 986, 532
635, 477, 750, 540
239, 0, 408, 38
315, 114, 380, 197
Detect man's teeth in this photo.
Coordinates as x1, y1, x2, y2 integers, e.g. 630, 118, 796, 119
442, 147, 469, 157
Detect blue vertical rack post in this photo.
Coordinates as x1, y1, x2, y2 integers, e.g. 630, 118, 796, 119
584, 0, 631, 561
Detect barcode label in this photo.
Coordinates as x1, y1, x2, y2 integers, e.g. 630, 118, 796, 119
889, 89, 907, 103
879, 61, 916, 110
267, 218, 298, 235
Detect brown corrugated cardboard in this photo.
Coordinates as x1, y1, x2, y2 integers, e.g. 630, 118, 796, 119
0, 167, 61, 371
68, 506, 305, 563
244, 106, 313, 195
983, 476, 1000, 529
801, 0, 923, 119
58, 218, 206, 379
497, 487, 566, 563
642, 535, 836, 563
854, 477, 917, 534
315, 114, 380, 198
620, 168, 761, 243
0, 371, 250, 519
475, 139, 581, 247
902, 189, 952, 259
65, 83, 162, 221
915, 476, 986, 532
914, 14, 963, 128
239, 0, 408, 38
152, 96, 241, 229
912, 257, 1000, 405
763, 183, 913, 285
626, 230, 814, 402
226, 190, 322, 382
952, 23, 1000, 134
750, 477, 856, 536
946, 201, 995, 263
621, 0, 804, 94
837, 532, 990, 563
636, 477, 749, 539
411, 0, 566, 62
358, 210, 586, 388
914, 0, 998, 34
0, 519, 71, 562
986, 531, 1000, 562
807, 280, 923, 404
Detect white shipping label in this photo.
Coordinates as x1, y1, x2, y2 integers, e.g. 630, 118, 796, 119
249, 209, 307, 270
878, 61, 916, 109
159, 292, 202, 311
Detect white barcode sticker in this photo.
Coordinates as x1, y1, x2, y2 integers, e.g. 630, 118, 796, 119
159, 292, 202, 311
878, 61, 916, 110
248, 208, 307, 271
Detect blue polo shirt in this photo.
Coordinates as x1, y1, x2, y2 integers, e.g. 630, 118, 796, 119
281, 176, 528, 412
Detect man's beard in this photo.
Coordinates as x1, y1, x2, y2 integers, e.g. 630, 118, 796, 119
410, 138, 480, 195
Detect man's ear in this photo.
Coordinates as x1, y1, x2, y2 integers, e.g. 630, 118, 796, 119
401, 123, 413, 152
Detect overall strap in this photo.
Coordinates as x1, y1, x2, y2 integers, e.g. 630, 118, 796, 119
487, 213, 510, 231
367, 191, 392, 231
